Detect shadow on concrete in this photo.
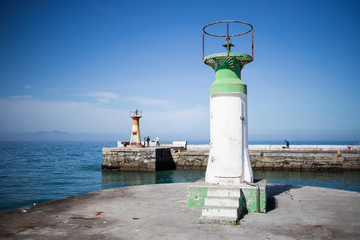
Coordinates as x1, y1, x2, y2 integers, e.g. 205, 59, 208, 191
266, 184, 303, 212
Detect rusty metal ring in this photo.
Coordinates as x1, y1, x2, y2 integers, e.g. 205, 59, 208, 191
203, 20, 253, 37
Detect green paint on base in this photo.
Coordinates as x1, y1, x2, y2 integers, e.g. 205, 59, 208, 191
187, 179, 267, 213
241, 185, 267, 213
187, 185, 208, 210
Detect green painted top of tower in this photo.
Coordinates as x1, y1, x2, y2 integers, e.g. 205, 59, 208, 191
205, 53, 251, 95
202, 21, 254, 95
204, 52, 253, 70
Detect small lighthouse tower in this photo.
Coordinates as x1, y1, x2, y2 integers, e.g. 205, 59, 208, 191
187, 21, 266, 224
129, 109, 142, 146
203, 20, 254, 184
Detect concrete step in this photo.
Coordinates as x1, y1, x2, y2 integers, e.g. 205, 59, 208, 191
207, 186, 242, 198
201, 205, 239, 219
204, 196, 240, 207
199, 215, 238, 225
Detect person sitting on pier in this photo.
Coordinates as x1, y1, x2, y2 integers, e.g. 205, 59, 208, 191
282, 140, 290, 148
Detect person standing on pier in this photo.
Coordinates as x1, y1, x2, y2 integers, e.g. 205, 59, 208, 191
146, 136, 150, 147
155, 137, 160, 146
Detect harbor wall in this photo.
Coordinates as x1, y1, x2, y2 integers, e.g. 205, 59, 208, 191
102, 147, 175, 172
102, 145, 360, 172
184, 145, 360, 152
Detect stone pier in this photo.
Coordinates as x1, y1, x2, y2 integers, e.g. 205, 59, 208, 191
102, 145, 360, 172
102, 147, 175, 172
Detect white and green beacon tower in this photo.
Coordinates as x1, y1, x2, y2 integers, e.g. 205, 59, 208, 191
204, 20, 254, 185
187, 21, 266, 224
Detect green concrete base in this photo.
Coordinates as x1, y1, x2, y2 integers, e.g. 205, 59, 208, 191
187, 179, 267, 215
187, 179, 209, 210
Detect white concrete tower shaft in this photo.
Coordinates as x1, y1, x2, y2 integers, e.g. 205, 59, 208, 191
204, 53, 254, 185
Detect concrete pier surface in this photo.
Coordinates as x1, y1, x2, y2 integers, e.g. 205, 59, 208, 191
1, 183, 359, 240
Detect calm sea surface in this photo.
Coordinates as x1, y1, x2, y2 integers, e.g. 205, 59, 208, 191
0, 141, 359, 212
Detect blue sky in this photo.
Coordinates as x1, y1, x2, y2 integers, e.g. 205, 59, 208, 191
0, 0, 359, 141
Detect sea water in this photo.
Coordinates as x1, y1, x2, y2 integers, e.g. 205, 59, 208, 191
0, 141, 359, 212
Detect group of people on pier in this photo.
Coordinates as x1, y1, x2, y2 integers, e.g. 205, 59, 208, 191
143, 136, 160, 147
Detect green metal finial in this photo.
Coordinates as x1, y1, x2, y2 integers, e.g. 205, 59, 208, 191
222, 37, 234, 53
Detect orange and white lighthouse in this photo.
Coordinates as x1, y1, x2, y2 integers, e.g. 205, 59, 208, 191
129, 109, 142, 146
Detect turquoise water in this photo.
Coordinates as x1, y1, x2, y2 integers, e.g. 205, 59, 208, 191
0, 141, 359, 212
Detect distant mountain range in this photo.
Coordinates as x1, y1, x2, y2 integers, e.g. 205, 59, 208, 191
0, 131, 124, 141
